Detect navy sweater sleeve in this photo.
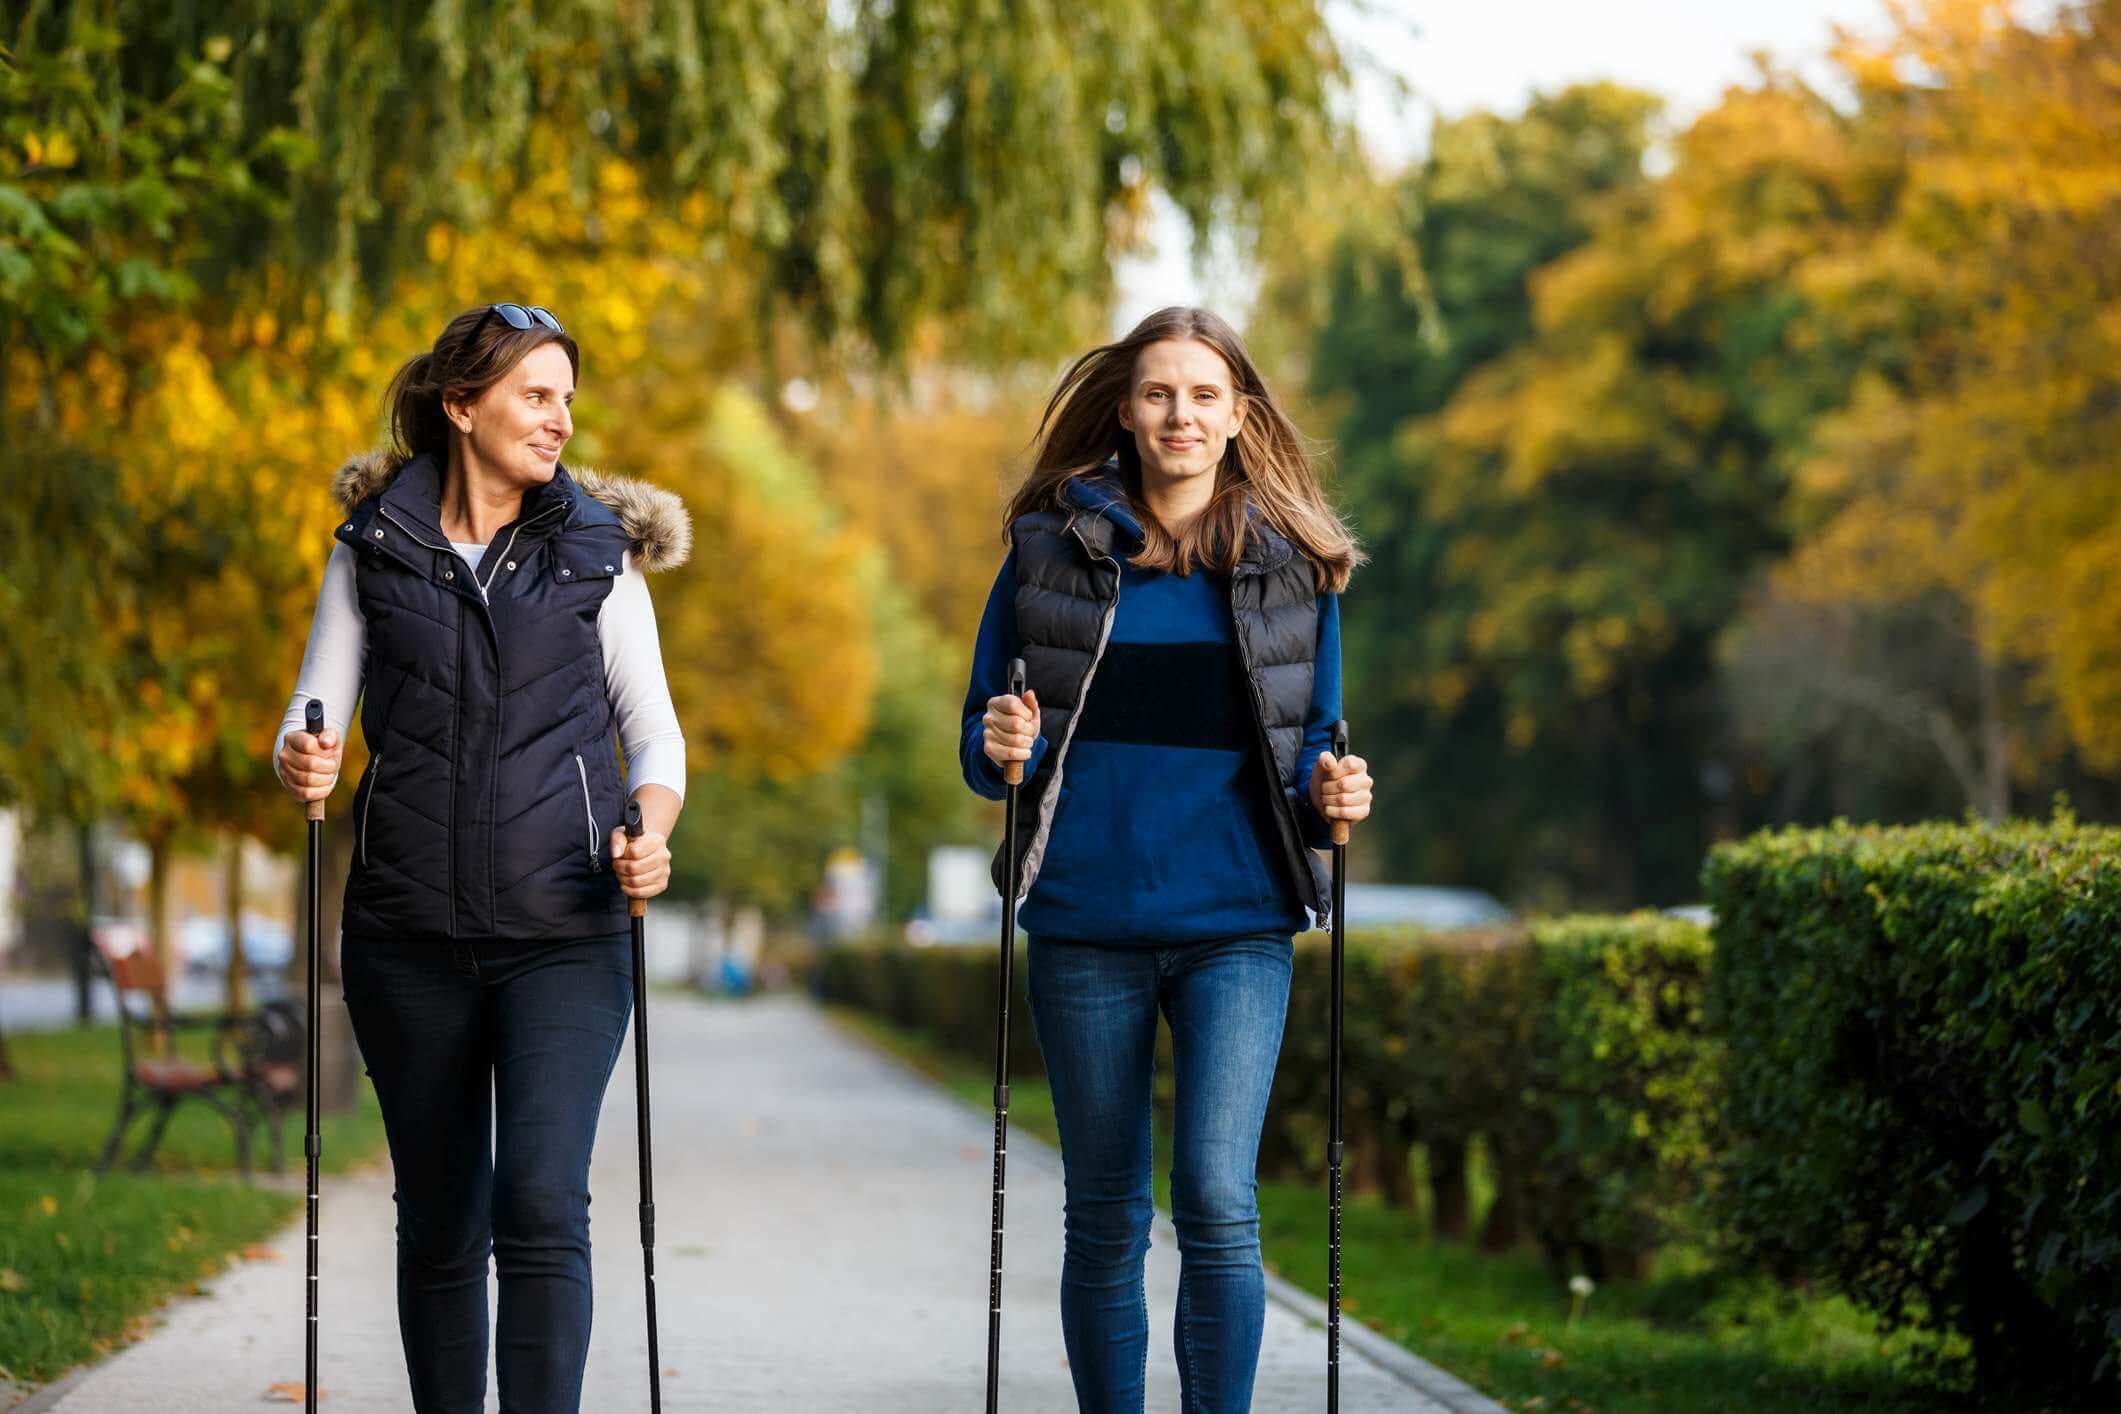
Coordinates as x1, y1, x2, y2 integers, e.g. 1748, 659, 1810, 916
960, 547, 1050, 801
1292, 592, 1343, 852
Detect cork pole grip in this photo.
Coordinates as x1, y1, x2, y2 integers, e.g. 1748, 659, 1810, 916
1001, 658, 1028, 788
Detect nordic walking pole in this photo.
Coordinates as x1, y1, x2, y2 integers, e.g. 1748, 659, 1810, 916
301, 698, 326, 1414
623, 799, 665, 1414
986, 657, 1028, 1414
1327, 718, 1351, 1414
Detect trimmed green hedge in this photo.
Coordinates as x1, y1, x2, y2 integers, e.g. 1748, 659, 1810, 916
819, 813, 2121, 1399
1704, 813, 2121, 1403
814, 914, 1719, 1280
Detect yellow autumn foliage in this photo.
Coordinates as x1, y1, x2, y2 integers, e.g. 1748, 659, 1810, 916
1781, 0, 2121, 766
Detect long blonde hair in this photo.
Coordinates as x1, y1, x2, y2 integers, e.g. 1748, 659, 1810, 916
1004, 306, 1361, 592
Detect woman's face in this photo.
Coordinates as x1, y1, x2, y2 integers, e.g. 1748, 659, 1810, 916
446, 341, 576, 486
1118, 337, 1245, 487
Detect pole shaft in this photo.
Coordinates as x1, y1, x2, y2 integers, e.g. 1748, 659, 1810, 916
1328, 830, 1346, 1414
305, 816, 322, 1414
632, 919, 662, 1413
986, 778, 1019, 1414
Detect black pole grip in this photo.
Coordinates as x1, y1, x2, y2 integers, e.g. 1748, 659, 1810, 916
622, 799, 648, 919
1002, 659, 1029, 788
304, 699, 327, 823
1329, 719, 1351, 846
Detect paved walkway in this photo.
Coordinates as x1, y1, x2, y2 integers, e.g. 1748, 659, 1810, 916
31, 994, 1497, 1412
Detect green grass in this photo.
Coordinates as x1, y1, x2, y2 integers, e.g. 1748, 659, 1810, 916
0, 1022, 387, 1387
825, 1006, 1966, 1414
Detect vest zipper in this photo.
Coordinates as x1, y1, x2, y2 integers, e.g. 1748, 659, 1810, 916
378, 502, 564, 604
575, 753, 601, 871
1228, 578, 1329, 922
479, 502, 565, 598
360, 753, 383, 868
1013, 522, 1121, 899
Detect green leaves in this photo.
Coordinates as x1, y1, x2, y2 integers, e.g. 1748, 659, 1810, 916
1705, 813, 2121, 1401
6, 0, 1352, 366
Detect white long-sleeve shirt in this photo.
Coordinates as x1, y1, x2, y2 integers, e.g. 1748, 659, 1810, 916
273, 539, 686, 797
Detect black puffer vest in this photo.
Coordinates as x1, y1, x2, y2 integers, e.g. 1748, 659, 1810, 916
330, 450, 687, 941
991, 476, 1333, 925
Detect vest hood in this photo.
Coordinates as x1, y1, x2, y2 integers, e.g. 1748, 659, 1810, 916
331, 449, 693, 573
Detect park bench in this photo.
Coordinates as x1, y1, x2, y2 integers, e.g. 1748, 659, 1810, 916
90, 937, 305, 1179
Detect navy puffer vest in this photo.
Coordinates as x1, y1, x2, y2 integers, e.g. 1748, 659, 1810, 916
329, 450, 689, 941
992, 475, 1332, 923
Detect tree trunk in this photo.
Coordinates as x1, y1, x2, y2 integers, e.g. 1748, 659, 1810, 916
73, 825, 98, 1025
1428, 1135, 1471, 1240
1976, 643, 2010, 822
223, 836, 249, 1014
147, 831, 175, 1048
1479, 1159, 1525, 1253
1378, 1126, 1417, 1212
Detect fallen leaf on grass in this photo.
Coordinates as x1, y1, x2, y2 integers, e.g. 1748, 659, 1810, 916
242, 1244, 282, 1261
1540, 1349, 1565, 1369
0, 1268, 26, 1293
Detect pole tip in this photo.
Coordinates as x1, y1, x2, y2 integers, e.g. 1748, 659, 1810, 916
1007, 658, 1026, 696
624, 798, 644, 839
305, 698, 325, 734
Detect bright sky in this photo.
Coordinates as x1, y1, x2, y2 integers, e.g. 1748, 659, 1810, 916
1113, 0, 1903, 329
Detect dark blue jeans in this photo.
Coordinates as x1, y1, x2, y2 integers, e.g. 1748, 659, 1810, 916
1027, 934, 1294, 1414
341, 934, 633, 1414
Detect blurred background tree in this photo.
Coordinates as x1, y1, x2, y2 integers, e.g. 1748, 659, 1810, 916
3, 0, 2117, 941
0, 1, 1357, 946
1264, 0, 2121, 908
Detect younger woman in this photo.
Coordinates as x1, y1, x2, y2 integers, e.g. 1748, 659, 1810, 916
960, 305, 1373, 1412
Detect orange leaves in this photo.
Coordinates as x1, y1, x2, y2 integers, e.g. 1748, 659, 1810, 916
623, 385, 878, 782
1779, 0, 2121, 769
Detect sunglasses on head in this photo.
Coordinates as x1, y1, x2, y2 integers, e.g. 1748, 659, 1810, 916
473, 303, 565, 336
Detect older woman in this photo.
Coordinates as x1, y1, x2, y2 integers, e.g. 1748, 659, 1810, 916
272, 303, 689, 1413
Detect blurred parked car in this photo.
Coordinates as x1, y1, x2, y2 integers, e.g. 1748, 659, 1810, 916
902, 883, 1512, 943
179, 912, 295, 974
1339, 883, 1512, 930
903, 904, 1013, 948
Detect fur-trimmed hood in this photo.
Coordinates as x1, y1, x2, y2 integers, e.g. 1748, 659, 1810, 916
331, 450, 692, 573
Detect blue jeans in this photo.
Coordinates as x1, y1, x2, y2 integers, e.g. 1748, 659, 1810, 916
341, 934, 633, 1414
1027, 934, 1294, 1414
